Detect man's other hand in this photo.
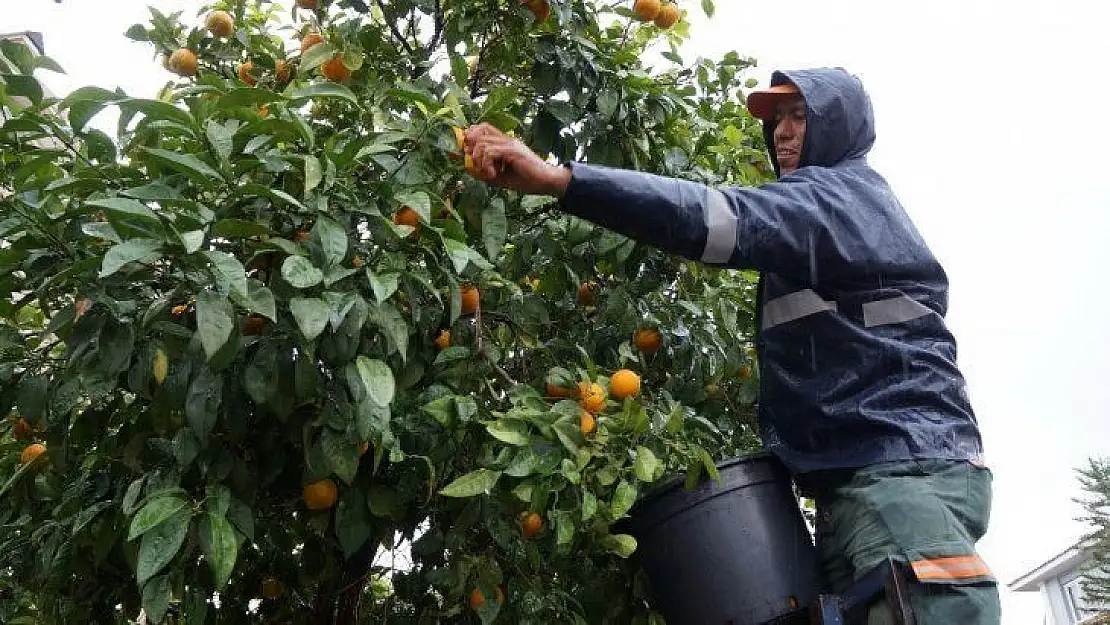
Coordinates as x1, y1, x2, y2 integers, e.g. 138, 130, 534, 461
464, 123, 571, 197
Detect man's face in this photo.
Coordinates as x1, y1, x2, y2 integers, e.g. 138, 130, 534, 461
772, 97, 806, 175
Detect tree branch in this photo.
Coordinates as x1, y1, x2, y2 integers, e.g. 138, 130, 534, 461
374, 0, 415, 56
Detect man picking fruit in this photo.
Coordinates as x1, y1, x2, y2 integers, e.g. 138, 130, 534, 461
464, 67, 998, 624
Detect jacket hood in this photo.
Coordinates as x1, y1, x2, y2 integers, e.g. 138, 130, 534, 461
763, 67, 876, 174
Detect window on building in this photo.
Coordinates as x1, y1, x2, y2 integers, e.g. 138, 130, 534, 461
1062, 572, 1096, 624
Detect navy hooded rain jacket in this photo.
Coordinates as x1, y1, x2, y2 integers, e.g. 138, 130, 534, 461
556, 67, 985, 476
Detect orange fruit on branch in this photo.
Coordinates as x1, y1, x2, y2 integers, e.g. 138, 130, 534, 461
580, 410, 596, 434
633, 327, 663, 353
238, 61, 257, 86
520, 511, 543, 537
303, 479, 338, 510
435, 329, 451, 349
546, 382, 575, 398
460, 285, 480, 315
296, 0, 319, 9
12, 418, 32, 441
167, 48, 198, 77
300, 32, 325, 53
470, 585, 506, 610
275, 59, 292, 83
524, 0, 551, 22
205, 10, 235, 37
321, 56, 352, 82
577, 281, 598, 306
654, 3, 680, 28
633, 0, 661, 21
578, 381, 606, 413
243, 315, 265, 335
610, 369, 641, 400
20, 443, 46, 465
393, 205, 421, 228
359, 441, 370, 456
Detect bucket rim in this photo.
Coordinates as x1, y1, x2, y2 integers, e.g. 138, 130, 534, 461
631, 449, 784, 511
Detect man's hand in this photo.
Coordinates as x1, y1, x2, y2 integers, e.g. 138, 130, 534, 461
464, 123, 571, 197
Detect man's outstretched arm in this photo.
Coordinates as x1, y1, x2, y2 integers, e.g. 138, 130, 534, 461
465, 123, 844, 278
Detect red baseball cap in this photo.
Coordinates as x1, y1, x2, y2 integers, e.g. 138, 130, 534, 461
746, 83, 802, 120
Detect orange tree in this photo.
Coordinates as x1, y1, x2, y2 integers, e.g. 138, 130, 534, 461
0, 0, 772, 622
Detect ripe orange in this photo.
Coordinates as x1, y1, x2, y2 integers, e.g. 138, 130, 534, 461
75, 298, 91, 319
577, 281, 598, 306
303, 479, 338, 510
463, 153, 481, 177
167, 48, 198, 77
740, 365, 753, 379
633, 327, 663, 353
520, 511, 543, 537
580, 410, 596, 434
351, 255, 364, 268
546, 382, 575, 398
460, 286, 480, 315
206, 10, 235, 37
12, 418, 32, 441
275, 59, 292, 83
261, 577, 282, 599
243, 315, 265, 335
393, 205, 421, 229
321, 56, 351, 82
300, 32, 325, 53
578, 381, 605, 413
470, 586, 506, 610
296, 0, 319, 9
524, 0, 551, 22
654, 3, 680, 28
238, 61, 257, 86
292, 228, 311, 244
609, 369, 641, 400
20, 443, 46, 465
257, 106, 269, 117
171, 304, 187, 317
633, 0, 662, 21
435, 329, 451, 350
359, 441, 370, 456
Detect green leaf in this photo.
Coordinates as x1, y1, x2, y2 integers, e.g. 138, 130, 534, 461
300, 42, 337, 72
442, 238, 471, 273
195, 291, 235, 360
86, 197, 162, 232
312, 215, 347, 268
186, 366, 222, 441
172, 427, 199, 468
610, 480, 637, 519
2, 73, 43, 105
123, 477, 146, 515
71, 501, 114, 536
212, 218, 271, 238
439, 469, 500, 498
421, 396, 454, 426
128, 494, 187, 541
601, 533, 638, 558
136, 508, 190, 585
230, 279, 277, 321
289, 82, 358, 105
141, 574, 172, 624
119, 97, 194, 127
321, 428, 359, 485
290, 297, 330, 341
582, 491, 598, 521
226, 498, 255, 542
701, 0, 716, 17
554, 509, 575, 546
244, 342, 279, 405
239, 183, 308, 211
505, 447, 540, 477
140, 147, 222, 184
201, 251, 248, 298
217, 87, 282, 109
282, 255, 323, 288
206, 119, 235, 162
369, 304, 409, 362
336, 490, 370, 557
394, 190, 431, 222
304, 155, 323, 193
100, 239, 162, 277
486, 421, 530, 446
356, 356, 395, 406
482, 198, 508, 260
179, 229, 204, 253
198, 512, 238, 588
633, 446, 661, 483
368, 271, 400, 303
479, 86, 519, 119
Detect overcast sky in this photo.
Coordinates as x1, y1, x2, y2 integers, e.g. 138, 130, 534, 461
11, 1, 1110, 623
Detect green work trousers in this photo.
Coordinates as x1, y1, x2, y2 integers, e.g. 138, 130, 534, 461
810, 459, 1001, 625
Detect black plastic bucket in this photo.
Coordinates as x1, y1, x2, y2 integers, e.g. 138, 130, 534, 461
625, 451, 819, 625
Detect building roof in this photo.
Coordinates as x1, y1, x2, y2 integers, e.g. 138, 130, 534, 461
1010, 539, 1092, 592
0, 31, 46, 55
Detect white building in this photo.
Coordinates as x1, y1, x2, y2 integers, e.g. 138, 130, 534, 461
1010, 540, 1109, 625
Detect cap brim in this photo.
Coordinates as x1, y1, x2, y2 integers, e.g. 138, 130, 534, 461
747, 84, 801, 120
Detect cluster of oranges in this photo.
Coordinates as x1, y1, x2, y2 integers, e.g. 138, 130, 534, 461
164, 6, 349, 83
632, 0, 682, 28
